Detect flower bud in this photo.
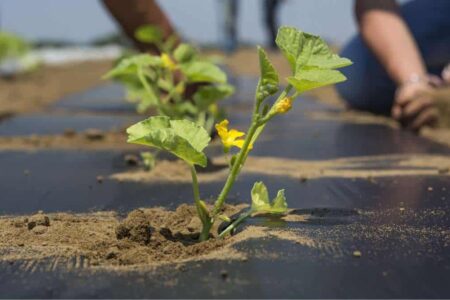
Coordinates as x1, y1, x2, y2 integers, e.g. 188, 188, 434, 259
274, 97, 292, 114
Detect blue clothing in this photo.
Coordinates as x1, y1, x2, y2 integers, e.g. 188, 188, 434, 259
336, 0, 450, 115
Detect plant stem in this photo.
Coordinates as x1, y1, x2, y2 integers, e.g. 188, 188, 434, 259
211, 85, 293, 218
212, 122, 258, 217
190, 165, 212, 242
218, 209, 253, 238
207, 85, 295, 239
190, 165, 201, 208
199, 222, 212, 241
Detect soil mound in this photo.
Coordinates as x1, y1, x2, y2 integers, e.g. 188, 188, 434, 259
0, 204, 248, 268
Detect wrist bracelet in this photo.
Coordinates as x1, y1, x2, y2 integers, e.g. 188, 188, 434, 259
399, 73, 442, 90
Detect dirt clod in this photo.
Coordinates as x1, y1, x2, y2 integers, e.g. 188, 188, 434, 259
187, 217, 202, 233
438, 167, 449, 174
63, 128, 76, 137
105, 247, 119, 260
27, 213, 50, 230
124, 154, 139, 166
32, 225, 48, 235
220, 270, 228, 280
96, 175, 104, 183
115, 209, 154, 244
84, 129, 104, 140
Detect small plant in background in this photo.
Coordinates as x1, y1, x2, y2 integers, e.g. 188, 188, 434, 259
105, 25, 234, 134
0, 32, 29, 63
126, 26, 352, 241
0, 31, 40, 76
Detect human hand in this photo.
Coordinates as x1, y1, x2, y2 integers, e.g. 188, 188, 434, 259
392, 76, 440, 131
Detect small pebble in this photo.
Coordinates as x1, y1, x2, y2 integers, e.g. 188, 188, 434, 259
32, 225, 48, 235
96, 176, 104, 183
220, 270, 228, 280
84, 129, 104, 140
352, 250, 362, 258
105, 247, 119, 260
124, 154, 139, 166
427, 187, 433, 191
63, 128, 76, 137
175, 264, 186, 272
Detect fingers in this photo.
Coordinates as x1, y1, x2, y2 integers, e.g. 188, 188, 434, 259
402, 96, 433, 120
392, 94, 438, 131
409, 107, 439, 131
395, 81, 429, 107
391, 104, 402, 120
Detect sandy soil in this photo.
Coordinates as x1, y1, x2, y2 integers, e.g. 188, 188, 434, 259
0, 131, 138, 151
110, 154, 450, 185
0, 60, 113, 116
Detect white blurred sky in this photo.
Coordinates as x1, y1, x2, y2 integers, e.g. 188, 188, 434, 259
0, 0, 360, 45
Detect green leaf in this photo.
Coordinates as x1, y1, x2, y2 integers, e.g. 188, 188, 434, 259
217, 214, 231, 223
275, 27, 303, 73
180, 61, 227, 83
126, 86, 158, 113
104, 54, 161, 79
163, 35, 179, 52
275, 26, 352, 93
256, 46, 279, 102
170, 119, 211, 152
251, 181, 288, 214
174, 43, 198, 63
296, 35, 352, 71
271, 190, 288, 213
251, 181, 270, 211
140, 151, 156, 170
276, 27, 352, 75
0, 32, 29, 62
127, 116, 210, 167
134, 25, 163, 44
193, 84, 234, 110
287, 69, 347, 93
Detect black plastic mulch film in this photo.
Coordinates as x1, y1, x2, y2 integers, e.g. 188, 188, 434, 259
0, 79, 449, 298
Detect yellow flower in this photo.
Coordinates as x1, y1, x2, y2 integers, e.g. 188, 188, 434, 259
274, 97, 292, 114
215, 119, 253, 152
161, 53, 177, 70
175, 82, 185, 95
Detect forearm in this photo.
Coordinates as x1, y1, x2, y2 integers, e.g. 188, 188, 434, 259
355, 0, 426, 85
102, 0, 177, 52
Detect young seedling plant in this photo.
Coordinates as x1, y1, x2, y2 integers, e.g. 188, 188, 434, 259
105, 25, 234, 135
126, 27, 352, 241
0, 32, 29, 64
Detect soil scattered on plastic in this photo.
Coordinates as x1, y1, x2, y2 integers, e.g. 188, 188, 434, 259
110, 154, 450, 185
1, 205, 448, 271
0, 204, 289, 270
